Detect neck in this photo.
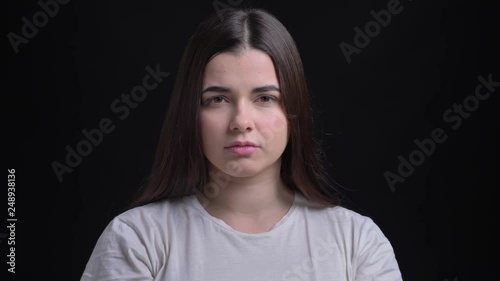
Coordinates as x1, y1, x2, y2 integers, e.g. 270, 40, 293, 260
197, 160, 295, 219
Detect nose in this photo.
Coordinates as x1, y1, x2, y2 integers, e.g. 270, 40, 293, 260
229, 102, 254, 133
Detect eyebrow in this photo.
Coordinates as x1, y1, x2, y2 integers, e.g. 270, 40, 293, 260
201, 85, 280, 95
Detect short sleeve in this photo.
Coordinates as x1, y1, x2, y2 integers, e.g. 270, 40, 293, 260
354, 218, 403, 281
81, 217, 154, 281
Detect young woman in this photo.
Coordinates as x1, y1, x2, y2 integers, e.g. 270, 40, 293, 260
81, 8, 403, 281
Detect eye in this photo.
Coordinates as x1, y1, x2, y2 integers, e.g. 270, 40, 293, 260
256, 95, 277, 103
204, 96, 227, 105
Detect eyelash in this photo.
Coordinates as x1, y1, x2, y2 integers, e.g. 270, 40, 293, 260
203, 95, 278, 105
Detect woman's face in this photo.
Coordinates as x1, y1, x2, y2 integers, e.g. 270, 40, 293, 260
200, 49, 288, 178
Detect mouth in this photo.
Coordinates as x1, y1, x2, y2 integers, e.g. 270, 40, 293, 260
224, 141, 260, 155
225, 141, 259, 148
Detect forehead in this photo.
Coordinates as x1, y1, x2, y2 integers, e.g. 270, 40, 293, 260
203, 49, 279, 87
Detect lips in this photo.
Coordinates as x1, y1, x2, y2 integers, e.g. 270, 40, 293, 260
224, 141, 260, 155
225, 141, 259, 148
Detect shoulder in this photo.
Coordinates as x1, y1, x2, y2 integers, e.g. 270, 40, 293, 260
118, 196, 188, 221
297, 194, 378, 231
324, 206, 381, 231
321, 205, 390, 244
103, 196, 191, 236
324, 205, 371, 222
115, 199, 183, 221
296, 196, 390, 248
324, 206, 389, 244
82, 198, 190, 280
315, 205, 402, 280
90, 197, 192, 256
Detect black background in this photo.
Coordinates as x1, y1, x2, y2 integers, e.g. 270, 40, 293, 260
4, 0, 499, 280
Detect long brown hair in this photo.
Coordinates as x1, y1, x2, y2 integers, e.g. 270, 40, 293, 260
130, 8, 341, 208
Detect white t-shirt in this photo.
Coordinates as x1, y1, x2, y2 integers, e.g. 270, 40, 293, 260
81, 192, 403, 281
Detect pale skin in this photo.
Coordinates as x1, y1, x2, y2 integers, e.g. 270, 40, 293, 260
198, 48, 295, 234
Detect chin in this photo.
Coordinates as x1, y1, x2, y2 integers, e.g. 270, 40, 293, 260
221, 159, 277, 178
223, 164, 259, 177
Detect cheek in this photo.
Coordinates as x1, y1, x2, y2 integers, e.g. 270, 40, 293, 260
200, 114, 225, 145
259, 112, 288, 145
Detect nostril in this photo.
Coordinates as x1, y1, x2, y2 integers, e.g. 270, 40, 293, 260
229, 118, 252, 132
